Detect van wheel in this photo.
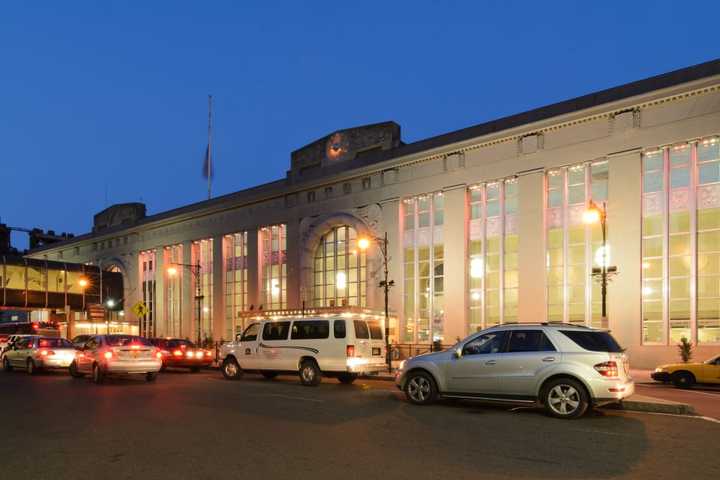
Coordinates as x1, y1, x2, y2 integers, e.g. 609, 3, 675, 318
261, 371, 278, 380
404, 371, 437, 405
27, 359, 37, 375
2, 357, 12, 372
69, 361, 84, 378
337, 373, 358, 384
672, 371, 695, 389
146, 372, 157, 382
92, 364, 104, 384
221, 357, 243, 380
542, 378, 589, 419
299, 360, 321, 386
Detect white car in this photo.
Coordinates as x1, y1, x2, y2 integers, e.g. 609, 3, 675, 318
220, 316, 387, 386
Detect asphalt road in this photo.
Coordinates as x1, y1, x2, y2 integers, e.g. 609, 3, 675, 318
1, 369, 718, 480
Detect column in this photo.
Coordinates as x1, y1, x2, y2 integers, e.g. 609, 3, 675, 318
181, 241, 194, 340
607, 151, 642, 354
285, 220, 301, 309
154, 248, 166, 336
518, 170, 546, 322
442, 186, 467, 343
247, 228, 260, 310
212, 235, 225, 341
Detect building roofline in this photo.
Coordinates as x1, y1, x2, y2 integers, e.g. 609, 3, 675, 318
28, 58, 720, 254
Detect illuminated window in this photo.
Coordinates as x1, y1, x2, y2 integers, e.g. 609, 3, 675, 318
224, 232, 248, 338
163, 244, 183, 337
191, 239, 213, 341
403, 192, 444, 343
643, 138, 720, 344
260, 225, 287, 310
545, 162, 608, 327
313, 225, 366, 308
467, 178, 518, 332
139, 250, 157, 337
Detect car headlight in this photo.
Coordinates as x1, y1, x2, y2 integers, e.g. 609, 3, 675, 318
654, 367, 664, 372
398, 360, 406, 371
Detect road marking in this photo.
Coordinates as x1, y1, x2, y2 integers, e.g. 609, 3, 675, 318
621, 410, 720, 424
253, 393, 325, 403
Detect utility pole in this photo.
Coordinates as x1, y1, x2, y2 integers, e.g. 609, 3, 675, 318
207, 95, 213, 201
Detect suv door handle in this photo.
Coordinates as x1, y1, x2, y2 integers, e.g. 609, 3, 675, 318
485, 360, 497, 365
542, 356, 556, 362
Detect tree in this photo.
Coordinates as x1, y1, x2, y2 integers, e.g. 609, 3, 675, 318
677, 337, 693, 363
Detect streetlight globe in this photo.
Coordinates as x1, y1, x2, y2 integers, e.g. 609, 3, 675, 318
106, 299, 116, 308
358, 238, 370, 250
78, 278, 89, 288
583, 208, 601, 224
167, 266, 178, 277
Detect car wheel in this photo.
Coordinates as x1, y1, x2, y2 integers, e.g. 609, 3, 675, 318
404, 371, 437, 405
221, 357, 243, 380
337, 373, 358, 385
672, 371, 695, 389
69, 361, 84, 378
299, 360, 321, 387
92, 364, 104, 384
146, 372, 158, 382
543, 378, 589, 419
2, 357, 12, 372
261, 371, 278, 380
27, 359, 37, 376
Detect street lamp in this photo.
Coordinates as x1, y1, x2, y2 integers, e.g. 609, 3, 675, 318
358, 232, 394, 371
168, 262, 204, 345
583, 200, 618, 328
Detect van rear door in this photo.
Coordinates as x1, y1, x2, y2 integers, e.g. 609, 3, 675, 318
352, 320, 372, 359
366, 320, 385, 360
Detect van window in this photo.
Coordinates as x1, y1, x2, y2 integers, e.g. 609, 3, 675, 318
241, 323, 259, 342
291, 321, 329, 340
353, 320, 369, 339
367, 321, 383, 340
262, 322, 290, 341
334, 320, 346, 339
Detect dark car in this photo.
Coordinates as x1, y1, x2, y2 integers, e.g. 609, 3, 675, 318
149, 338, 213, 372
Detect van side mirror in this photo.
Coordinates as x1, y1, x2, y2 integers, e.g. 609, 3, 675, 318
235, 334, 243, 343
452, 347, 462, 359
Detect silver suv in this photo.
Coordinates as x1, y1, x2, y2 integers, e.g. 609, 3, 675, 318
395, 324, 634, 419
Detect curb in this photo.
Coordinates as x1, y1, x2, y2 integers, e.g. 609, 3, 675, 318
607, 399, 696, 416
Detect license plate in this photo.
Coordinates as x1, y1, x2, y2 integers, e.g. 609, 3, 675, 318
132, 351, 139, 358
372, 348, 381, 356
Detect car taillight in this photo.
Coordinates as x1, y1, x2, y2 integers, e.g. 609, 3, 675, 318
156, 351, 163, 359
103, 351, 113, 360
39, 350, 54, 356
173, 350, 183, 357
186, 351, 195, 358
346, 345, 355, 357
594, 361, 619, 377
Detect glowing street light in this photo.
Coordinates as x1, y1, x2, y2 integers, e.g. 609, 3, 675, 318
357, 237, 370, 251
166, 266, 178, 277
105, 299, 116, 308
78, 277, 89, 288
583, 200, 618, 328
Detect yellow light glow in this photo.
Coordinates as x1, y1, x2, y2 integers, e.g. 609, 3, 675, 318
594, 245, 611, 267
471, 291, 481, 301
470, 258, 483, 278
167, 266, 178, 276
336, 271, 347, 289
357, 238, 370, 250
583, 208, 601, 224
78, 278, 89, 288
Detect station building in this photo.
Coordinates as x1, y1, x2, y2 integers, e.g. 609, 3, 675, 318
26, 59, 720, 367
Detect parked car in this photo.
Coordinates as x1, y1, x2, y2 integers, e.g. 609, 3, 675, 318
219, 316, 387, 386
394, 323, 634, 419
69, 335, 162, 384
2, 336, 76, 374
149, 338, 213, 372
651, 354, 720, 388
0, 334, 34, 361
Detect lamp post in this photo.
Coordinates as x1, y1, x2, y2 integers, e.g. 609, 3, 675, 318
583, 200, 618, 328
358, 232, 394, 371
167, 262, 203, 345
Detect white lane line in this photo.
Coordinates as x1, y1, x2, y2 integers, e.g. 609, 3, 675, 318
620, 410, 720, 424
254, 393, 325, 403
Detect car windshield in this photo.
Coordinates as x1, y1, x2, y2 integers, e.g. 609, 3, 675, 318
706, 356, 720, 365
105, 336, 152, 347
38, 338, 73, 348
560, 330, 624, 353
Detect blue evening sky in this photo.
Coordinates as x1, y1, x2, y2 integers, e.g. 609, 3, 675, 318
1, 1, 718, 248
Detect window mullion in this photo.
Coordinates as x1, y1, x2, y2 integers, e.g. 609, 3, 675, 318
663, 148, 670, 345
690, 142, 698, 344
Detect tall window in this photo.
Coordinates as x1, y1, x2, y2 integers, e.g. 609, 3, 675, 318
468, 178, 518, 332
545, 161, 608, 326
192, 239, 213, 341
164, 244, 183, 337
642, 138, 720, 344
224, 232, 248, 339
139, 250, 156, 337
260, 224, 287, 310
313, 225, 366, 307
403, 192, 444, 343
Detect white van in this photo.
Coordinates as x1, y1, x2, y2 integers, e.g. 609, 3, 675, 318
219, 315, 387, 386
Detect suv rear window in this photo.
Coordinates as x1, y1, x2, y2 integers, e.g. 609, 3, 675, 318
560, 330, 623, 352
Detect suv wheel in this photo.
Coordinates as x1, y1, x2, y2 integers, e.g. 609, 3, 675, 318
404, 371, 437, 405
146, 372, 157, 382
671, 371, 695, 389
69, 361, 84, 378
543, 378, 589, 419
299, 360, 321, 386
2, 357, 12, 372
221, 357, 243, 380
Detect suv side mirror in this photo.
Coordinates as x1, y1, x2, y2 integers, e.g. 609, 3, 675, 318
452, 347, 462, 359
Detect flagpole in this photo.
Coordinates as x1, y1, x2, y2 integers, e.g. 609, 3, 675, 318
207, 94, 213, 200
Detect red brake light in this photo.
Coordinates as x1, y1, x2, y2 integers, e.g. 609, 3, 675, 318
103, 351, 113, 360
346, 345, 355, 357
594, 361, 619, 377
156, 351, 163, 359
31, 323, 39, 330
130, 345, 140, 350
173, 350, 183, 357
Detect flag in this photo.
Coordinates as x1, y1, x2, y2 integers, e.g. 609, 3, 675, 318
202, 145, 213, 179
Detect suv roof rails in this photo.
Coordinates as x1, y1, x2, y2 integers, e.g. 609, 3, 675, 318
486, 322, 593, 329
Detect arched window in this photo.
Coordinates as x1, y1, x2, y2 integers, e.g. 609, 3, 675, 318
313, 226, 366, 307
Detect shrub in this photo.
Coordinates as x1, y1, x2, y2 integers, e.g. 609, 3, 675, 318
677, 337, 693, 363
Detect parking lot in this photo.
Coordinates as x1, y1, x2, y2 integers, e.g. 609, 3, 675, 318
1, 369, 718, 480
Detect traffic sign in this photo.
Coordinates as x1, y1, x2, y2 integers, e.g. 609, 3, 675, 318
131, 301, 149, 317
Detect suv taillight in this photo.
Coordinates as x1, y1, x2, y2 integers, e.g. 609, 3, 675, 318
594, 361, 619, 377
346, 345, 355, 357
